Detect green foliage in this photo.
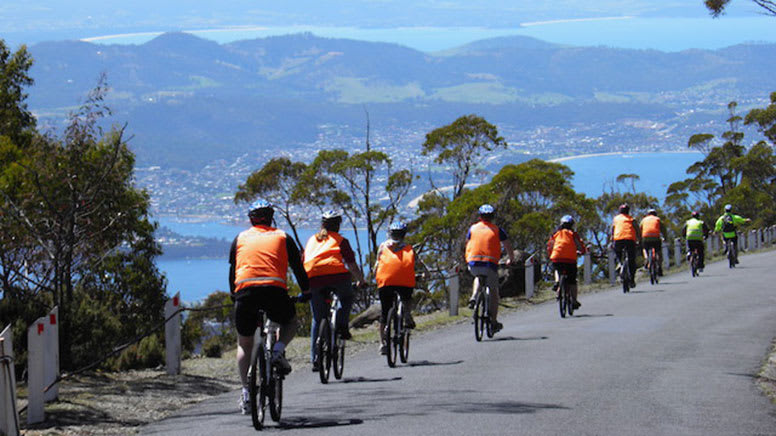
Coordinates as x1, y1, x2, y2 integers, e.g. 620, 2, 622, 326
202, 336, 223, 358
181, 291, 234, 355
111, 334, 165, 371
705, 0, 776, 17
0, 40, 35, 146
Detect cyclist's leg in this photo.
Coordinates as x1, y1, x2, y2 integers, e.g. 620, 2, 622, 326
566, 263, 580, 307
234, 289, 261, 388
626, 240, 637, 284
698, 240, 706, 269
309, 286, 328, 364
377, 287, 393, 352
484, 267, 500, 323
732, 235, 740, 263
468, 265, 480, 307
264, 287, 298, 374
397, 286, 415, 328
656, 240, 663, 274
331, 280, 354, 337
613, 240, 625, 269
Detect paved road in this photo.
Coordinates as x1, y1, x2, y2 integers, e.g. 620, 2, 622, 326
143, 251, 776, 435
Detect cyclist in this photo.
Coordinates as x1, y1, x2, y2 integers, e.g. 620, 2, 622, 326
303, 210, 364, 371
465, 204, 515, 333
714, 204, 751, 264
682, 211, 710, 272
610, 204, 639, 288
374, 222, 417, 355
640, 208, 665, 276
546, 215, 587, 309
229, 199, 309, 415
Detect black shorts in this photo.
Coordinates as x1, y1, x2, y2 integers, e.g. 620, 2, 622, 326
552, 262, 578, 285
378, 286, 413, 324
642, 239, 662, 253
234, 286, 296, 337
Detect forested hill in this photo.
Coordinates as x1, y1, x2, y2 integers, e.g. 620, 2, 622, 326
25, 32, 776, 168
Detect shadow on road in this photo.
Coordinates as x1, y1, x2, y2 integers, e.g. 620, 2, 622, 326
486, 336, 548, 342
405, 360, 464, 367
629, 289, 666, 294
442, 400, 569, 415
571, 313, 614, 319
277, 417, 364, 430
341, 376, 403, 384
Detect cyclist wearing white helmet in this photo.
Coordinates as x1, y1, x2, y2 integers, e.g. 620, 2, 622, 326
640, 208, 665, 276
229, 199, 309, 414
303, 209, 364, 371
714, 204, 750, 264
683, 211, 710, 271
374, 222, 418, 355
465, 204, 515, 333
610, 204, 639, 288
547, 215, 587, 309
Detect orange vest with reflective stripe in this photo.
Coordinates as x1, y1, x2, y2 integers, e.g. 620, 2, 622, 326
376, 243, 416, 288
465, 220, 502, 264
234, 226, 288, 292
612, 214, 636, 241
549, 229, 579, 263
640, 215, 661, 238
304, 231, 349, 278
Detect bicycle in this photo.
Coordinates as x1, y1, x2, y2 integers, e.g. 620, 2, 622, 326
248, 310, 284, 430
725, 237, 737, 268
314, 288, 346, 384
557, 270, 574, 318
689, 245, 701, 277
617, 248, 631, 293
647, 247, 659, 285
385, 290, 411, 367
472, 274, 494, 341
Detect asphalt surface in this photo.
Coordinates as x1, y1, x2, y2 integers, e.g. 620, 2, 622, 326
143, 250, 776, 435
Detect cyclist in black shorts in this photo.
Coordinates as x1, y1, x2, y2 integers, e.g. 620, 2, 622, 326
640, 208, 665, 276
229, 199, 309, 415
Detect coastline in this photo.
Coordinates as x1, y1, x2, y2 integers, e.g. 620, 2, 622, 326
548, 150, 702, 163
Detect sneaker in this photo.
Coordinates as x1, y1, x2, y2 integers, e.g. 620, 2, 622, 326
573, 300, 581, 309
698, 267, 704, 273
379, 344, 388, 355
338, 328, 352, 340
272, 352, 292, 375
630, 279, 637, 288
467, 298, 476, 309
552, 282, 559, 292
658, 267, 664, 276
311, 360, 320, 372
405, 317, 416, 329
491, 321, 503, 333
239, 389, 250, 415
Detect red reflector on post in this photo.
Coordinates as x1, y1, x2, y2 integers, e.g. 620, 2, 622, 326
173, 296, 179, 307
38, 323, 44, 335
50, 314, 57, 325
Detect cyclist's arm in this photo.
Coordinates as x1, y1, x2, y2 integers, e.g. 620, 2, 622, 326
703, 222, 711, 238
573, 232, 587, 255
228, 236, 238, 294
546, 234, 555, 259
714, 216, 723, 233
286, 235, 309, 292
502, 239, 515, 264
733, 214, 749, 225
681, 223, 687, 240
340, 238, 365, 284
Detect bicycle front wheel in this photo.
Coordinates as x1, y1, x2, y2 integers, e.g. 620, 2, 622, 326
250, 343, 267, 430
386, 307, 398, 367
316, 320, 331, 384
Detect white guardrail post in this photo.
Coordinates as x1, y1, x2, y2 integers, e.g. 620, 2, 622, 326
706, 235, 713, 255
448, 267, 459, 316
737, 231, 744, 253
608, 246, 616, 286
583, 252, 592, 285
27, 318, 46, 424
44, 307, 59, 403
674, 238, 682, 268
524, 255, 535, 298
1, 325, 20, 436
711, 234, 718, 254
662, 243, 670, 271
165, 292, 182, 375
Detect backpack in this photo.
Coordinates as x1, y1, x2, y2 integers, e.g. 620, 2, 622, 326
722, 214, 735, 233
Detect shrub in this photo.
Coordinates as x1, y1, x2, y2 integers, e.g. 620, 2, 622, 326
202, 336, 223, 358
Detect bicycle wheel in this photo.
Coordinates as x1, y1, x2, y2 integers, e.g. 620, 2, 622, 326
249, 342, 267, 430
558, 277, 567, 318
649, 250, 657, 285
385, 307, 398, 367
398, 306, 410, 363
484, 289, 494, 339
316, 319, 331, 384
621, 253, 630, 293
727, 241, 736, 268
268, 357, 282, 422
333, 335, 345, 380
473, 291, 486, 342
690, 252, 698, 277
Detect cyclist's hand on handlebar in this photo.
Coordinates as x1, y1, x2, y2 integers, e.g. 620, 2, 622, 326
295, 292, 311, 303
355, 280, 368, 290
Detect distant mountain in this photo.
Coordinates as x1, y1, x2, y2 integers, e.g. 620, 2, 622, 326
24, 32, 776, 169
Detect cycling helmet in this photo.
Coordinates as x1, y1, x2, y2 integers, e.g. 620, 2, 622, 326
478, 204, 495, 215
618, 204, 630, 214
388, 221, 408, 240
321, 209, 342, 231
691, 211, 700, 218
724, 204, 732, 212
248, 198, 274, 223
560, 215, 575, 225
647, 208, 657, 216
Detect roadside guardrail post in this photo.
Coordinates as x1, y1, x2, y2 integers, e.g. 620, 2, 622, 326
706, 235, 712, 255
524, 256, 535, 298
737, 231, 743, 253
448, 268, 459, 316
758, 228, 763, 249
749, 230, 756, 251
662, 243, 670, 271
583, 252, 592, 285
674, 238, 682, 268
44, 307, 59, 403
1, 325, 20, 436
608, 246, 616, 286
165, 293, 182, 376
27, 318, 46, 424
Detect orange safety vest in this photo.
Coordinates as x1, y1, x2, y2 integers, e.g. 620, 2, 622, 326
233, 226, 288, 292
612, 214, 636, 241
303, 231, 349, 278
548, 229, 580, 263
465, 220, 502, 264
376, 243, 416, 288
640, 215, 661, 238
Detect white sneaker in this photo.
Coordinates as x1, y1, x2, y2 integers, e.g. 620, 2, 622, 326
239, 388, 250, 415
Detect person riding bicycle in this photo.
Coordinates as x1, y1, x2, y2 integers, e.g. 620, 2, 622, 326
303, 210, 364, 371
229, 199, 309, 415
714, 204, 751, 264
374, 221, 417, 355
640, 208, 665, 276
465, 204, 515, 333
682, 211, 710, 272
610, 204, 639, 288
546, 215, 587, 309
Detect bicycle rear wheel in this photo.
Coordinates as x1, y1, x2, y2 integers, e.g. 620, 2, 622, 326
249, 343, 267, 430
268, 360, 282, 422
690, 252, 698, 277
333, 335, 345, 379
386, 307, 398, 367
728, 242, 736, 268
398, 306, 410, 363
473, 291, 486, 342
316, 320, 331, 384
558, 277, 567, 318
621, 253, 630, 293
649, 250, 658, 285
484, 288, 494, 338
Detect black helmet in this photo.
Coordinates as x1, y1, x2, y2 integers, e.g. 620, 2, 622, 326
619, 204, 630, 215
